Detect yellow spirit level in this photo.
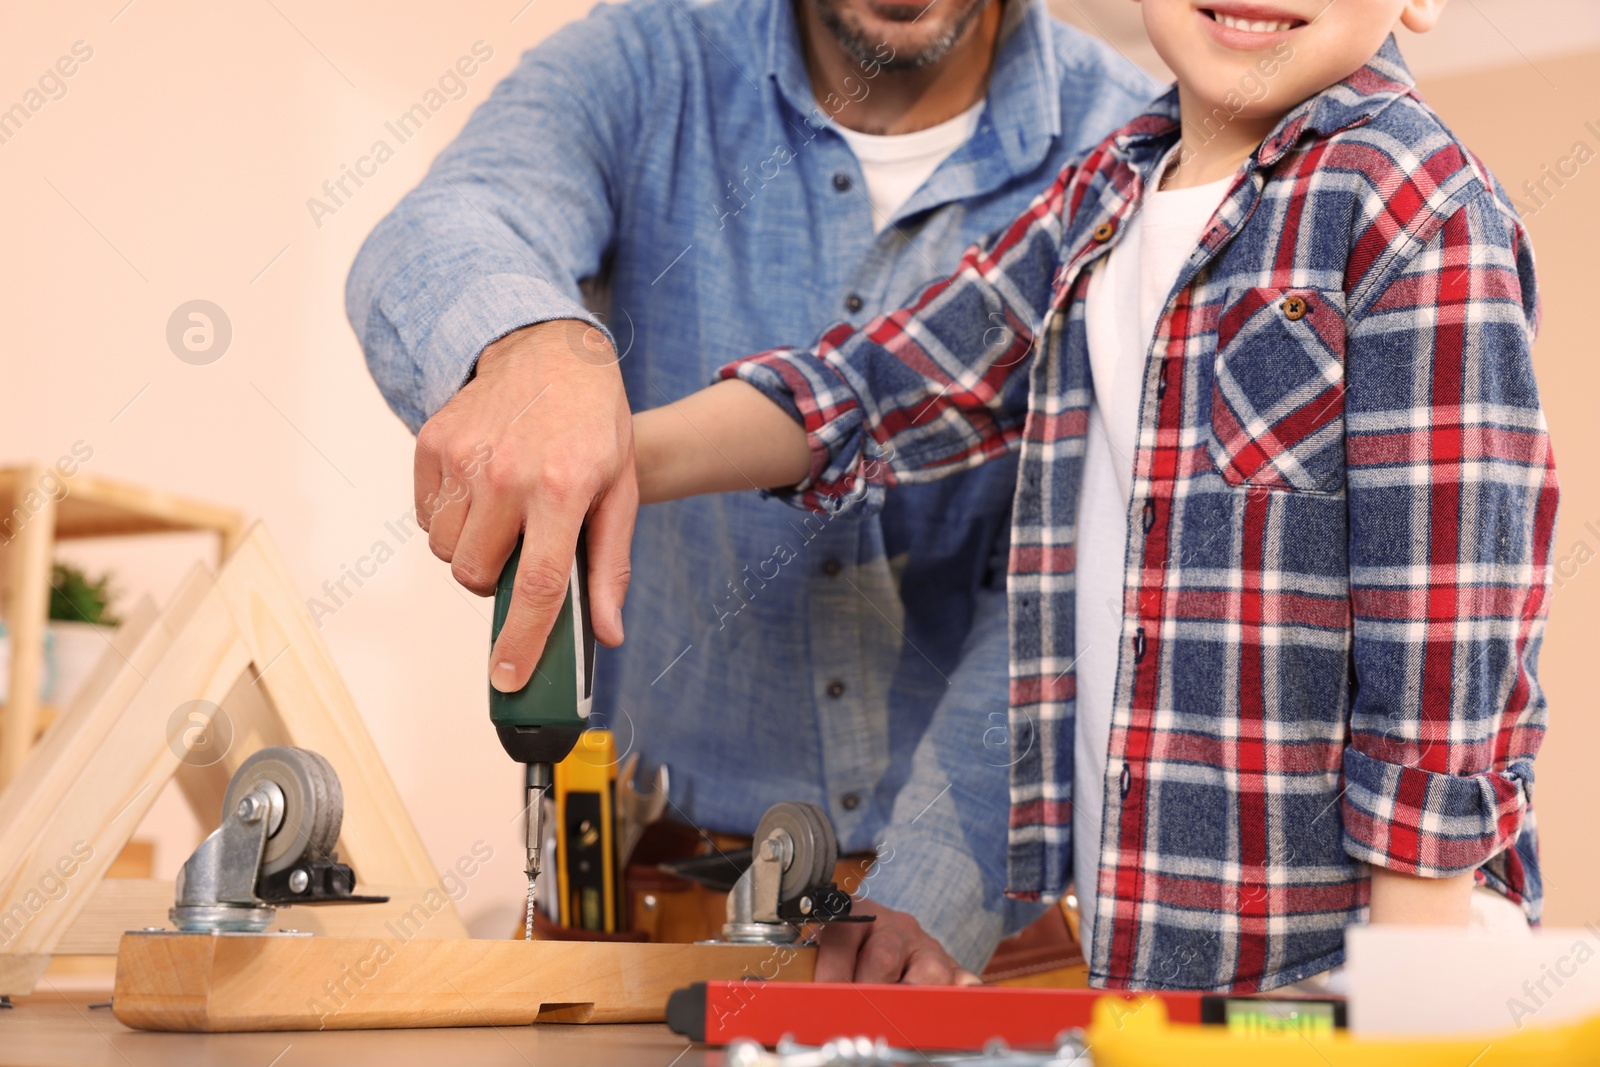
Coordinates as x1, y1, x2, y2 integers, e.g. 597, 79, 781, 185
553, 729, 619, 932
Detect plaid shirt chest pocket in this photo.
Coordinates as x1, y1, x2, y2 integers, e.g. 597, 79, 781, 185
1206, 286, 1348, 494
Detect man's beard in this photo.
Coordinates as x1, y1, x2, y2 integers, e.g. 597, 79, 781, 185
810, 0, 994, 73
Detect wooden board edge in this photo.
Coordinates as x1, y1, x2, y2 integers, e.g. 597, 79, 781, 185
111, 932, 217, 1030
112, 934, 816, 1032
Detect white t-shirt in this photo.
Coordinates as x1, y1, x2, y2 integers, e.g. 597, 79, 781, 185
835, 100, 986, 231
1074, 159, 1237, 972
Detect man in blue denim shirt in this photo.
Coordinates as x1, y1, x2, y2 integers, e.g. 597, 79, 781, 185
347, 0, 1153, 979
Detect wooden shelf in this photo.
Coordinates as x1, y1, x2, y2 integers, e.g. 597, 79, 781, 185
0, 468, 242, 546
0, 463, 243, 787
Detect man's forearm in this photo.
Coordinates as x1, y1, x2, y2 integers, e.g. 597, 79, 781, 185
1368, 866, 1476, 925
634, 380, 810, 504
346, 7, 649, 433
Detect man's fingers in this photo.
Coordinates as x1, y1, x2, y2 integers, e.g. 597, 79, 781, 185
901, 943, 961, 986
489, 514, 582, 692
416, 432, 470, 563
813, 899, 969, 985
451, 491, 521, 597
413, 426, 446, 534
584, 467, 638, 647
814, 919, 871, 983
425, 490, 470, 565
853, 929, 913, 984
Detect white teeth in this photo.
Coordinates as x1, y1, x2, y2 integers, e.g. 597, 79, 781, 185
1212, 11, 1296, 32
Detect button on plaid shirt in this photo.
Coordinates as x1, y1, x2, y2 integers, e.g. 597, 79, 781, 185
723, 38, 1556, 991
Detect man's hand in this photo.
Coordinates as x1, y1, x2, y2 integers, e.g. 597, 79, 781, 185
814, 899, 981, 985
414, 319, 637, 691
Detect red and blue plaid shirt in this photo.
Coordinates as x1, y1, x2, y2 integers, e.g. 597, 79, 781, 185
724, 38, 1555, 991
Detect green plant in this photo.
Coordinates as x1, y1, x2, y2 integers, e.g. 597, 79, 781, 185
49, 562, 120, 626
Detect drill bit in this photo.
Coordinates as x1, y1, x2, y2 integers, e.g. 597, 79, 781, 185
524, 763, 552, 940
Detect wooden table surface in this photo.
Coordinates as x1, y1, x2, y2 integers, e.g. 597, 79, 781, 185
0, 989, 726, 1067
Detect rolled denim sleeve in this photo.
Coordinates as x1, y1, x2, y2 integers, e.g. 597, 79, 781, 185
1340, 186, 1555, 884
346, 3, 650, 431
862, 582, 1046, 972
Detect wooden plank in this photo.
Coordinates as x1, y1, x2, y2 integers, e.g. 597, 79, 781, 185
49, 878, 171, 953
171, 670, 281, 835
1, 521, 466, 993
55, 595, 162, 738
54, 880, 477, 955
0, 572, 209, 916
211, 525, 460, 914
0, 576, 252, 972
113, 934, 815, 1031
1, 462, 57, 787
0, 591, 169, 902
0, 468, 243, 545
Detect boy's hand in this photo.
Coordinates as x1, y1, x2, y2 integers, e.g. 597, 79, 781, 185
1367, 867, 1476, 925
414, 319, 637, 693
814, 899, 982, 985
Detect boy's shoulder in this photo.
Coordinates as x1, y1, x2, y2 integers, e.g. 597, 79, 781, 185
1311, 82, 1533, 319
1312, 73, 1525, 255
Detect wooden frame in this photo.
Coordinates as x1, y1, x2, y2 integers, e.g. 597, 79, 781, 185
113, 933, 815, 1031
0, 464, 244, 787
0, 524, 464, 996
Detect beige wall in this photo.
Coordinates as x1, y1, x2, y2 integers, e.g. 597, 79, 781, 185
0, 0, 605, 937
0, 2, 1594, 935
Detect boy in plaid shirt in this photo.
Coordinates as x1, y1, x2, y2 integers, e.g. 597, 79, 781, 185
630, 0, 1555, 991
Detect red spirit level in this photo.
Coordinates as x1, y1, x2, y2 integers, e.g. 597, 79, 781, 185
666, 981, 1346, 1050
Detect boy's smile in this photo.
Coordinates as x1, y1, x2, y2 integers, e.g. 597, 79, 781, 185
1135, 0, 1449, 186
1196, 3, 1309, 47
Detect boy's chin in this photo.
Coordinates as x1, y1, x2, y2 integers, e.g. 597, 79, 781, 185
1185, 91, 1284, 122
1169, 59, 1291, 105
1181, 74, 1292, 113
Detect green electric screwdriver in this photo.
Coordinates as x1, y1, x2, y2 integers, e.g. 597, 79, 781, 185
490, 534, 594, 940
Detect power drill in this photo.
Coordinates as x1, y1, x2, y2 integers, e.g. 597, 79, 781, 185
490, 534, 594, 940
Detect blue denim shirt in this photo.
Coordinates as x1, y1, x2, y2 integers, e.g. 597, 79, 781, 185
347, 0, 1155, 970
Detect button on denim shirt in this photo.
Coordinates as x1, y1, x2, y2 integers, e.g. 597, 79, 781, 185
346, 0, 1155, 969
